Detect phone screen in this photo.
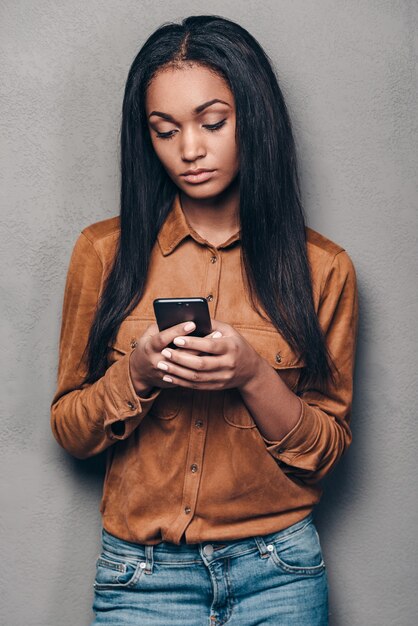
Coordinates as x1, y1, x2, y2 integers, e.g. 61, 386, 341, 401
153, 297, 212, 349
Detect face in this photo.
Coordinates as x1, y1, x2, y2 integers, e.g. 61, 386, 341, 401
145, 64, 239, 200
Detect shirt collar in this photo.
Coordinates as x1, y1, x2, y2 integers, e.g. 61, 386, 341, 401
157, 191, 241, 256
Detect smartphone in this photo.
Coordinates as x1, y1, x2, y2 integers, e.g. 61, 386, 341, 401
153, 297, 212, 350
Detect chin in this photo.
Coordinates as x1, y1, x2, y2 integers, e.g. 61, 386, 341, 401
181, 186, 220, 198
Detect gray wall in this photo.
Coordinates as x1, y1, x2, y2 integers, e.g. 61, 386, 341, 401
1, 1, 417, 624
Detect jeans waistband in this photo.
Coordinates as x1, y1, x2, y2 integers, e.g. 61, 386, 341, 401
101, 512, 314, 565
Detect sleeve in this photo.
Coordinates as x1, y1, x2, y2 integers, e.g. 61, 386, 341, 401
262, 249, 359, 484
50, 231, 162, 460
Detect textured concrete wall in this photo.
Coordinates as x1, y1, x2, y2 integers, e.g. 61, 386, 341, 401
1, 1, 417, 624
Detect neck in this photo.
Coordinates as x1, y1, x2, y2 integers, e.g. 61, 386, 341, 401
179, 178, 240, 235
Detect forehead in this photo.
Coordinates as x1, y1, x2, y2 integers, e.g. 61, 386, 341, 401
145, 64, 234, 114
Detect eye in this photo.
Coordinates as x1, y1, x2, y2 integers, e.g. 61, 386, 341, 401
156, 130, 176, 140
203, 119, 227, 132
155, 119, 227, 141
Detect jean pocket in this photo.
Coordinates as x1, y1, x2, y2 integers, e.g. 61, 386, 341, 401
269, 519, 326, 575
93, 554, 144, 590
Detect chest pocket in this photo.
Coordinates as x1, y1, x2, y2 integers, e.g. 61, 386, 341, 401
222, 326, 305, 429
108, 317, 182, 420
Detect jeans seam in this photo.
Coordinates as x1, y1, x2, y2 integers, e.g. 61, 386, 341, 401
270, 546, 326, 575
93, 560, 145, 590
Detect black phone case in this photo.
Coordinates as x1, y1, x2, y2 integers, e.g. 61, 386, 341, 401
153, 298, 212, 350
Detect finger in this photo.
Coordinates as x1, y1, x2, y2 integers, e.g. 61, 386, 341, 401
145, 322, 160, 336
170, 347, 202, 356
160, 346, 204, 359
203, 329, 223, 339
156, 358, 205, 382
208, 319, 230, 334
158, 348, 222, 373
154, 320, 197, 351
160, 370, 224, 390
171, 334, 223, 355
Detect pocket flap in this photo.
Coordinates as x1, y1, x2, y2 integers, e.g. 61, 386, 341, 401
109, 318, 155, 355
235, 325, 305, 369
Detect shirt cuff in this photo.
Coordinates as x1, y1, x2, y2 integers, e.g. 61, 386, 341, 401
261, 396, 314, 463
103, 348, 162, 440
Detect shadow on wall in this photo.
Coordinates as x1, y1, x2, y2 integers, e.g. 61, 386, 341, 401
314, 308, 367, 626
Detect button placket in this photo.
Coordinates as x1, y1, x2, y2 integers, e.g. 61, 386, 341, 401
205, 247, 220, 309
177, 396, 209, 537
163, 355, 210, 544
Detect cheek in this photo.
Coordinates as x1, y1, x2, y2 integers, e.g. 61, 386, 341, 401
222, 134, 239, 170
151, 140, 175, 171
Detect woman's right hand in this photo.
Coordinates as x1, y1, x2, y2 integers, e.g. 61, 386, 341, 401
129, 321, 205, 396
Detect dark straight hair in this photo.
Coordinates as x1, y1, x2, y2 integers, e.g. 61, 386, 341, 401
83, 14, 337, 388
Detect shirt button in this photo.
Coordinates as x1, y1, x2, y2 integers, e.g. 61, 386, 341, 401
206, 294, 213, 302
184, 507, 191, 514
190, 464, 198, 473
275, 352, 282, 364
203, 544, 214, 556
195, 420, 204, 428
210, 256, 217, 263
127, 400, 135, 410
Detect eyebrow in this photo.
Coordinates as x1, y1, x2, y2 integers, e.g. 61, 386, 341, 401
148, 99, 231, 121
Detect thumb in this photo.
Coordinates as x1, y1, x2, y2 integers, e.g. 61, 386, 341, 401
209, 318, 228, 338
145, 322, 160, 336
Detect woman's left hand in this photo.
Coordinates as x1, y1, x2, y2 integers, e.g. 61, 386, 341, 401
156, 319, 263, 391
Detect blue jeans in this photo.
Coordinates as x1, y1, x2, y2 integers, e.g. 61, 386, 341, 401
91, 512, 328, 625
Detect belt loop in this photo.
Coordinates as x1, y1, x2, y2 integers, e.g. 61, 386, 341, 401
254, 535, 269, 558
144, 545, 154, 574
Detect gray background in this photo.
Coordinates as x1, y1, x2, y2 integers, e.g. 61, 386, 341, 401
1, 1, 417, 624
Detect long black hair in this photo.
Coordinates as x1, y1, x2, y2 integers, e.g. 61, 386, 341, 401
83, 14, 337, 388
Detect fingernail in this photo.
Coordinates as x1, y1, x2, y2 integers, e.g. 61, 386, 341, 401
212, 331, 222, 338
161, 349, 172, 358
184, 322, 195, 331
157, 361, 169, 370
174, 337, 185, 346
162, 375, 173, 382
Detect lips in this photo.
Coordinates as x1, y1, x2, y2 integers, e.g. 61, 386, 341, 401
181, 169, 216, 184
181, 168, 214, 176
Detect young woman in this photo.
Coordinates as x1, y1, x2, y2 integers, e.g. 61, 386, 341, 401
51, 14, 359, 626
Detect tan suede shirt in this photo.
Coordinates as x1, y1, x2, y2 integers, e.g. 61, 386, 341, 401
51, 192, 359, 545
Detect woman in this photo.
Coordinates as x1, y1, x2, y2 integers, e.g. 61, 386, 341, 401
51, 14, 359, 625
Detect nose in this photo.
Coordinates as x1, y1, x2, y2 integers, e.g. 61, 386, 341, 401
181, 126, 206, 162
